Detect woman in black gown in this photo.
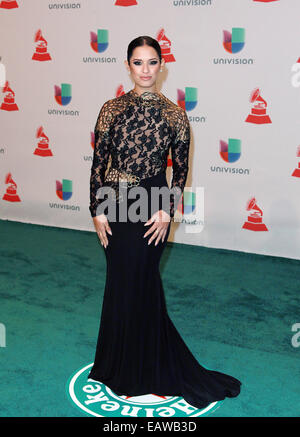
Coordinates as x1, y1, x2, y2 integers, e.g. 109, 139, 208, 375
88, 36, 241, 410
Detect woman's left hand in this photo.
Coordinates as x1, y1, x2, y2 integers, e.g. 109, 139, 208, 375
143, 209, 171, 246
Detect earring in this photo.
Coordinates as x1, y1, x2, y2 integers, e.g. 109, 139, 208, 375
128, 70, 131, 75
160, 69, 163, 72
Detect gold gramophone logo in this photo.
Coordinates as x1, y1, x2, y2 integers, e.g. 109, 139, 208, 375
242, 197, 268, 231
291, 145, 300, 178
0, 80, 18, 111
156, 28, 175, 63
33, 126, 53, 157
245, 88, 271, 124
32, 29, 52, 62
2, 173, 21, 202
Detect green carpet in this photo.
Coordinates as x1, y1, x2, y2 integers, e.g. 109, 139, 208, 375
0, 218, 299, 417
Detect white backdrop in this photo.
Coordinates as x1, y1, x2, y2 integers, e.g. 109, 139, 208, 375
0, 0, 299, 260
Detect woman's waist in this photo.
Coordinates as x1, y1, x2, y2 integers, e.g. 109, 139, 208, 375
104, 166, 167, 188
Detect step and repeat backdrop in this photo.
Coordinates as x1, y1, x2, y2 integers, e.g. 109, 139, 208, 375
0, 0, 299, 260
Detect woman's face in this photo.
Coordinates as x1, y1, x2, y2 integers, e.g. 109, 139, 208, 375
126, 45, 164, 90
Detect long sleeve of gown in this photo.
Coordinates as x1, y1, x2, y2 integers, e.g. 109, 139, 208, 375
169, 108, 191, 220
89, 101, 112, 218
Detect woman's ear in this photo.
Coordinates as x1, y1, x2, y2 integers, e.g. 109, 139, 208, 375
124, 59, 130, 74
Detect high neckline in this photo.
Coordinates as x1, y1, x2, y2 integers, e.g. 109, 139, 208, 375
128, 89, 163, 102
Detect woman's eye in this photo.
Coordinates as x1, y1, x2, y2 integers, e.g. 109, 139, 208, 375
133, 61, 158, 66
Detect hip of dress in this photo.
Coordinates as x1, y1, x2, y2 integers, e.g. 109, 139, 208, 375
99, 170, 170, 223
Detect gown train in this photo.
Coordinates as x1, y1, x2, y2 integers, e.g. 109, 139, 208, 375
88, 172, 241, 410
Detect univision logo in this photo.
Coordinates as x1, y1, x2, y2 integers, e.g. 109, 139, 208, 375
210, 138, 250, 175
66, 364, 221, 417
223, 28, 245, 54
83, 29, 117, 63
49, 83, 79, 116
177, 87, 206, 123
49, 179, 80, 212
178, 191, 196, 215
90, 29, 108, 53
56, 179, 72, 200
220, 138, 241, 163
214, 27, 254, 65
177, 87, 197, 111
54, 83, 71, 106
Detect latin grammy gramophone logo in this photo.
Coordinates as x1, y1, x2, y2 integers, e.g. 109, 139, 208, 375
0, 0, 18, 8
115, 0, 137, 5
245, 88, 271, 124
220, 138, 241, 163
177, 87, 197, 111
2, 173, 21, 202
33, 126, 53, 157
116, 84, 125, 98
90, 29, 109, 53
242, 197, 268, 231
291, 145, 300, 178
223, 28, 245, 54
0, 80, 18, 111
32, 29, 52, 62
157, 28, 175, 63
54, 83, 72, 106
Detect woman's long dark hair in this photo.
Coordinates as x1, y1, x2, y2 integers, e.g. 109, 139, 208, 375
127, 36, 162, 64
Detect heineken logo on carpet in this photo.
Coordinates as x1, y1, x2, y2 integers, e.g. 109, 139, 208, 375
66, 364, 221, 417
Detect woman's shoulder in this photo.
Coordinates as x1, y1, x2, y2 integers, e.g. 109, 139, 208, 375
160, 93, 189, 132
97, 94, 127, 126
161, 93, 187, 117
100, 92, 129, 112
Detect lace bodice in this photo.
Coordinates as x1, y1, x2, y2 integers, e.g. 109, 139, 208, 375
89, 88, 191, 220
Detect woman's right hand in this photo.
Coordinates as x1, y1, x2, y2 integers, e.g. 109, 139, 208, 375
92, 214, 112, 248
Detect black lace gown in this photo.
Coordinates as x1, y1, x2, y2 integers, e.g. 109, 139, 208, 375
88, 89, 241, 409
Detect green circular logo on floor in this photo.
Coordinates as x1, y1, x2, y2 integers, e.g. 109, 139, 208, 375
66, 363, 221, 417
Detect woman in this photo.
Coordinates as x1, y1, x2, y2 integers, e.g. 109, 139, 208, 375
88, 36, 241, 410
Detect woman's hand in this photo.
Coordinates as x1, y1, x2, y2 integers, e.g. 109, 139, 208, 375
93, 213, 112, 248
143, 209, 171, 246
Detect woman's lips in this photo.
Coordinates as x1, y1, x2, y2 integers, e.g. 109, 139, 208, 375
140, 76, 151, 80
